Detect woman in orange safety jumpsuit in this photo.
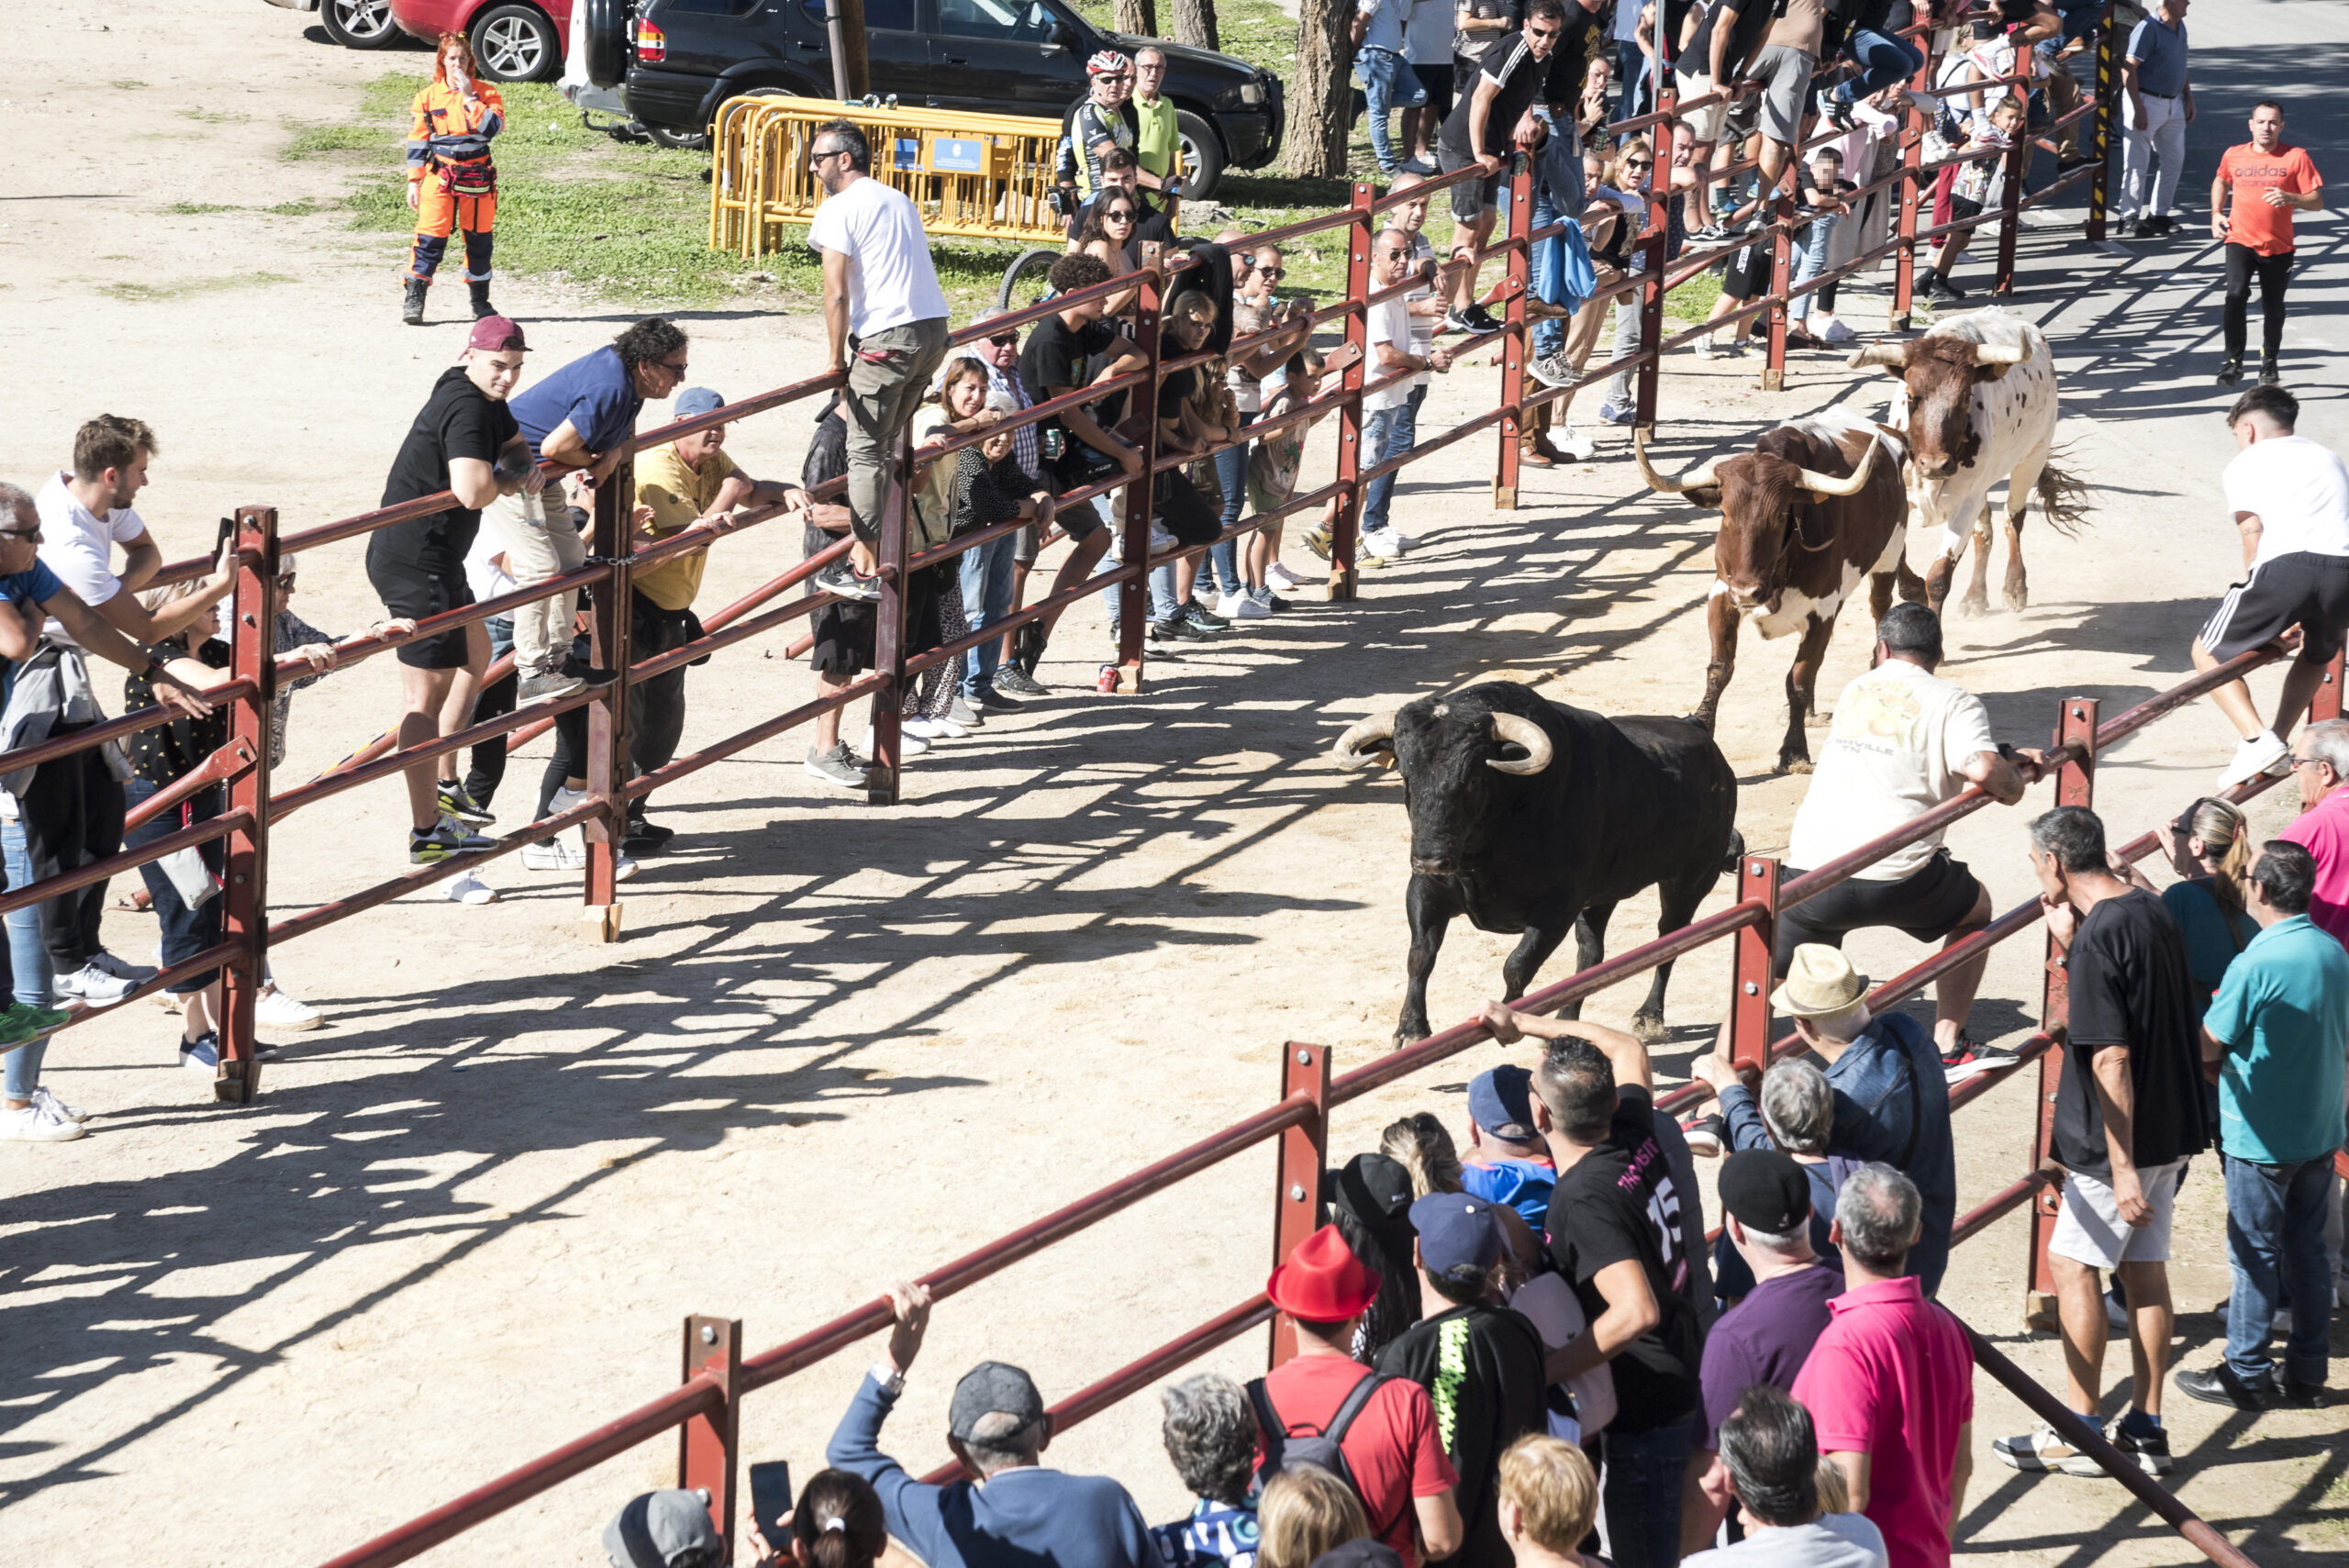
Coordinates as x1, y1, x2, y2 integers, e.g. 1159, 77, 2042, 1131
402, 33, 506, 327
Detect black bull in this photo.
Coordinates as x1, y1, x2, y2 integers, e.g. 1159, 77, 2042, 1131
1334, 682, 1742, 1045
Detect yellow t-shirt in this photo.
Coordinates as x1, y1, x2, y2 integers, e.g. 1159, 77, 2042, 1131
632, 442, 739, 610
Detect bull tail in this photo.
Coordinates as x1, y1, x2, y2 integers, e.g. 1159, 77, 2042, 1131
1721, 828, 1747, 877
2032, 444, 2094, 538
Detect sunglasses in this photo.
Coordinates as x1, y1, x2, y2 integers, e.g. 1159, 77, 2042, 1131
809, 147, 850, 165
1625, 158, 1653, 169
1105, 209, 1136, 223
0, 528, 39, 542
986, 332, 1020, 348
1378, 246, 1409, 258
1530, 23, 1560, 38
275, 573, 297, 591
1253, 264, 1286, 280
659, 358, 689, 373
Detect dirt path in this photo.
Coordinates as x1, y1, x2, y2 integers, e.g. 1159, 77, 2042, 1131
3, 3, 2346, 1565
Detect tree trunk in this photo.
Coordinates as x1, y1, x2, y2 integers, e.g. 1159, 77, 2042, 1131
835, 0, 870, 98
1114, 0, 1159, 38
1284, 0, 1352, 178
1170, 0, 1218, 52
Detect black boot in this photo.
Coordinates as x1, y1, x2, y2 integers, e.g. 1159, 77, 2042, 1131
402, 279, 428, 326
2259, 354, 2282, 387
2216, 356, 2243, 386
469, 279, 496, 319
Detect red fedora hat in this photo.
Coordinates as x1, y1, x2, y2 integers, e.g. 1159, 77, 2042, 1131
1265, 1225, 1381, 1321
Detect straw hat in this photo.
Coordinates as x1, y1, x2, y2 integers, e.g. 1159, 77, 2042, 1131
1771, 943, 1870, 1018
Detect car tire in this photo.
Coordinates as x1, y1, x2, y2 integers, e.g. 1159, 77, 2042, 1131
470, 3, 562, 82
648, 127, 711, 151
584, 0, 631, 89
318, 0, 401, 49
1174, 110, 1225, 204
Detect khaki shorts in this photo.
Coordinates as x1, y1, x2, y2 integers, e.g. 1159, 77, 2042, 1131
2052, 1158, 2187, 1270
1675, 66, 1726, 143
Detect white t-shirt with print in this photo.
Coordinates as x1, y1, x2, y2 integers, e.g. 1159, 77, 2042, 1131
35, 470, 148, 649
1786, 656, 1999, 881
1365, 293, 1419, 414
2222, 434, 2349, 567
806, 173, 950, 339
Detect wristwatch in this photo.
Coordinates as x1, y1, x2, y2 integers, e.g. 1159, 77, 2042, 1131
871, 1362, 906, 1398
141, 654, 168, 682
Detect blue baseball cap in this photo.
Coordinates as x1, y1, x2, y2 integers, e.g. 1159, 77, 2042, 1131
1408, 1192, 1503, 1279
1468, 1064, 1538, 1141
674, 387, 727, 418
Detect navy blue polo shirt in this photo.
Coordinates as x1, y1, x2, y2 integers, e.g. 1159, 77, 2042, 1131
507, 344, 643, 462
2125, 14, 2189, 96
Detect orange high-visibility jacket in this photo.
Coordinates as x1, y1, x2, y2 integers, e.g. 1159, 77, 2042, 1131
406, 68, 506, 183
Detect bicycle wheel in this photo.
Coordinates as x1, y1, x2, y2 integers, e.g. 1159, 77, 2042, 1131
998, 248, 1062, 314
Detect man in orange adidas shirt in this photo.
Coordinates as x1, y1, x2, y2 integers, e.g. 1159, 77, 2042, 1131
2211, 99, 2324, 389
402, 33, 507, 328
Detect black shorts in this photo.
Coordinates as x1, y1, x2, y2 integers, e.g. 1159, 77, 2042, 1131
2200, 551, 2349, 663
365, 547, 475, 671
1720, 240, 1774, 301
1156, 470, 1222, 546
807, 566, 945, 676
1723, 88, 1761, 142
1439, 144, 1499, 225
1414, 62, 1455, 118
1773, 848, 1985, 975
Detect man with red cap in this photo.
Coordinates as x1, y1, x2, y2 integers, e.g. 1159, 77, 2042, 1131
1255, 1225, 1464, 1568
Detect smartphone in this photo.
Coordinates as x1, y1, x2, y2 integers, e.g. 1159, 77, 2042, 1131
215, 516, 238, 555
748, 1460, 793, 1547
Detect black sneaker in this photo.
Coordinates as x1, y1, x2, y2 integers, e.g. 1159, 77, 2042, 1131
1446, 306, 1504, 336
1691, 222, 1730, 244
2216, 357, 2243, 386
1941, 1038, 2020, 1083
438, 784, 495, 826
993, 665, 1050, 697
1928, 274, 1966, 303
2175, 1363, 2277, 1411
2283, 1378, 2327, 1409
1148, 617, 1205, 645
1182, 599, 1228, 631
1682, 1113, 1724, 1158
409, 817, 494, 865
1827, 96, 1856, 132
2105, 1415, 2173, 1475
2259, 355, 2282, 387
814, 561, 884, 602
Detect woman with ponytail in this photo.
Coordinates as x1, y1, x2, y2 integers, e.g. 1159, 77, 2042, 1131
2139, 796, 2258, 1010
750, 1469, 899, 1568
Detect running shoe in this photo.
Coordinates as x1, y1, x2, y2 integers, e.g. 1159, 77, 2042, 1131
2217, 730, 2290, 789
0, 1100, 83, 1141
31, 1084, 89, 1124
804, 743, 871, 789
2105, 1415, 2173, 1475
438, 784, 495, 826
993, 666, 1050, 698
1528, 351, 1576, 388
1682, 1112, 1725, 1158
409, 817, 494, 865
813, 561, 884, 602
1941, 1038, 2020, 1083
1991, 1423, 2102, 1476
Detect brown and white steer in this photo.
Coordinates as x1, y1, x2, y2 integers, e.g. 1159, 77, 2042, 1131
1636, 409, 1920, 773
1849, 306, 2088, 616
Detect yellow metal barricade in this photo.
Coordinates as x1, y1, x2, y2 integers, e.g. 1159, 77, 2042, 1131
710, 96, 1068, 256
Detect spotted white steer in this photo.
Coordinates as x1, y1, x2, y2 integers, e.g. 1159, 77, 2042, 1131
1851, 307, 2088, 616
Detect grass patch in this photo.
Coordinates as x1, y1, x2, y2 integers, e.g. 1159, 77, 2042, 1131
264, 197, 332, 217
163, 202, 242, 217
99, 273, 299, 304
181, 107, 250, 124
284, 120, 396, 159
110, 79, 148, 90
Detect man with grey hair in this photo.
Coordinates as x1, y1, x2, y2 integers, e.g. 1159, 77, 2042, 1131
2001, 805, 2208, 1480
1685, 1386, 1887, 1568
1684, 1151, 1843, 1555
2277, 717, 2349, 944
827, 1282, 1153, 1568
1791, 1165, 1974, 1568
1691, 1057, 1854, 1295
1152, 1373, 1261, 1568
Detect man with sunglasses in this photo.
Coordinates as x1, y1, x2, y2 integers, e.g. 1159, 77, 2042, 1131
1070, 150, 1174, 253
1060, 53, 1163, 224
806, 119, 953, 606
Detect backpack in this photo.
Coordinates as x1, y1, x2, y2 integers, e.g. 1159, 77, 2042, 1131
1246, 1371, 1397, 1531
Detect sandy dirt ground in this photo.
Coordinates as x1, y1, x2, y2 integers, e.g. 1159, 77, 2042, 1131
4, 2, 2349, 1565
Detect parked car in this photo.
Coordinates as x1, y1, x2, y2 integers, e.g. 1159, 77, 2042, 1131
600, 0, 1281, 198
264, 0, 406, 50
390, 0, 574, 81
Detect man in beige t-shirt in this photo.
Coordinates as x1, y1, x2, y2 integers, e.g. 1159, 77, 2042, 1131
1740, 0, 1825, 218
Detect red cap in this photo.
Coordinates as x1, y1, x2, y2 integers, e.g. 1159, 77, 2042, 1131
1264, 1225, 1382, 1322
467, 315, 529, 352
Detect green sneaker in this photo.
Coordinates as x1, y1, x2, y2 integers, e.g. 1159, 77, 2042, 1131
4, 1002, 74, 1034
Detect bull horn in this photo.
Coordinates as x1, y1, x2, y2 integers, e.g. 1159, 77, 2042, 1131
1332, 713, 1398, 771
1486, 713, 1553, 776
1791, 435, 1878, 499
1632, 428, 1723, 496
1973, 339, 2032, 365
1846, 342, 1908, 370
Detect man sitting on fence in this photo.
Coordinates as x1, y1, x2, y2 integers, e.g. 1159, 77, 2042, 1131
827, 1281, 1156, 1568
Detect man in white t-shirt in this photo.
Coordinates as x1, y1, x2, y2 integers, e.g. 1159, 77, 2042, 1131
1772, 602, 2039, 1078
25, 416, 235, 1007
2193, 385, 2349, 788
805, 119, 952, 605
1361, 226, 1454, 562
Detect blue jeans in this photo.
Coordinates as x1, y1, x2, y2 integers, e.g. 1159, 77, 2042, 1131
1788, 211, 1840, 321
1598, 1414, 1695, 1568
2224, 1151, 2337, 1388
1362, 402, 1409, 535
1835, 28, 1925, 103
957, 530, 1017, 698
1355, 47, 1424, 172
1210, 414, 1257, 595
2, 820, 53, 1099
1149, 562, 1184, 621
1616, 39, 1651, 118
1530, 183, 1567, 358
125, 777, 225, 995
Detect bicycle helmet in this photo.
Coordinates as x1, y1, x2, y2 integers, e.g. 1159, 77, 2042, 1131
1086, 50, 1132, 75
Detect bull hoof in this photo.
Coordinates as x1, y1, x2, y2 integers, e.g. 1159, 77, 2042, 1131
1631, 1011, 1670, 1044
1779, 754, 1814, 775
2003, 583, 2029, 612
1804, 708, 1831, 729
1396, 1022, 1431, 1047
1957, 591, 1990, 618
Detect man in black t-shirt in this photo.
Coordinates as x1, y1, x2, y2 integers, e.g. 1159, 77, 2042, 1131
1995, 806, 2210, 1480
1482, 999, 1702, 1568
1067, 150, 1176, 249
1436, 0, 1584, 335
369, 314, 541, 864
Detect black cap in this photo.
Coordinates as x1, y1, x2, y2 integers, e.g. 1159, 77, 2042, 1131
1720, 1150, 1811, 1235
1311, 1541, 1407, 1568
1322, 1153, 1416, 1242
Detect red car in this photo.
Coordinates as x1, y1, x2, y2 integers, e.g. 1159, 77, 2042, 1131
391, 0, 573, 82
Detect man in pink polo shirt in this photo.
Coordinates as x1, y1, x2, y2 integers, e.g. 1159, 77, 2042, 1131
2277, 720, 2349, 944
1790, 1164, 1974, 1568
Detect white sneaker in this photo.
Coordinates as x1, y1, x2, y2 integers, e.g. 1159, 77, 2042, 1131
88, 950, 159, 984
54, 963, 136, 1006
905, 715, 967, 740
519, 838, 641, 880
862, 727, 929, 758
0, 1101, 83, 1142
31, 1084, 88, 1124
438, 870, 498, 905
1219, 591, 1272, 621
1267, 562, 1312, 590
548, 784, 589, 817
1820, 317, 1857, 344
2217, 730, 2290, 789
1558, 425, 1598, 462
1363, 529, 1406, 561
255, 985, 324, 1032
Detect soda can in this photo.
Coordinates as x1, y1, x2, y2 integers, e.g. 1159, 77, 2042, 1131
1097, 663, 1119, 693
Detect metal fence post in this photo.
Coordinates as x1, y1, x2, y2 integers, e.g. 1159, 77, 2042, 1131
1893, 90, 1926, 330
1494, 158, 1532, 510
2085, 0, 2117, 242
1634, 115, 1672, 435
1762, 163, 1794, 392
1112, 245, 1164, 691
216, 505, 277, 1104
1269, 1040, 1331, 1369
1993, 118, 2027, 295
2029, 695, 2098, 1329
2314, 652, 2346, 724
867, 428, 910, 806
679, 1316, 741, 1560
583, 460, 633, 940
1729, 857, 1782, 1073
1327, 183, 1375, 601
